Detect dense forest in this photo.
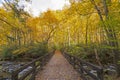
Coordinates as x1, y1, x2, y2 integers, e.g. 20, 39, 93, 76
0, 0, 120, 80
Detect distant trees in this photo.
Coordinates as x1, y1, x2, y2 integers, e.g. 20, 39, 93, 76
39, 10, 59, 44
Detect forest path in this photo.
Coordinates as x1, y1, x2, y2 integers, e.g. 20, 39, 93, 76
35, 50, 81, 80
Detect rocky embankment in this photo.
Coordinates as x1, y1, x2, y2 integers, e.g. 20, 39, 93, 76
0, 61, 117, 80
0, 61, 32, 80
82, 64, 117, 79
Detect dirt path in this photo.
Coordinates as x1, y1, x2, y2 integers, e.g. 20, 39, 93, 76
35, 51, 81, 80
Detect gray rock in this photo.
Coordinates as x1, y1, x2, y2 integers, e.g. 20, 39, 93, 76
104, 67, 116, 75
0, 61, 27, 79
19, 66, 32, 77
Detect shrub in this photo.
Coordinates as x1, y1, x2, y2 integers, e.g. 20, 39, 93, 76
1, 45, 17, 60
26, 42, 48, 58
64, 43, 114, 65
1, 41, 49, 60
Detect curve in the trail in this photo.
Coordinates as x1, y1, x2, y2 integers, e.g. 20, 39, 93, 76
35, 51, 81, 80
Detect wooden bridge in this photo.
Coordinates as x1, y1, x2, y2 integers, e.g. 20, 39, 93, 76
11, 51, 104, 80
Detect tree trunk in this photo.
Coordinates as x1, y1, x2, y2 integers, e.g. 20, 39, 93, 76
94, 48, 102, 66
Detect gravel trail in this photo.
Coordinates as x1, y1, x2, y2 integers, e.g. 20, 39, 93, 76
36, 51, 81, 80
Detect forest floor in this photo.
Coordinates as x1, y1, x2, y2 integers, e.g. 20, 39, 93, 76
35, 50, 81, 80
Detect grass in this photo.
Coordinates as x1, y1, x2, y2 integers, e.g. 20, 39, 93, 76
104, 75, 120, 80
